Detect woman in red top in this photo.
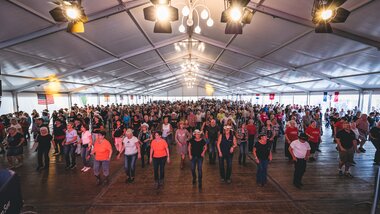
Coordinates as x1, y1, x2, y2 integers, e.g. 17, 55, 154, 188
305, 121, 321, 161
285, 120, 298, 161
246, 119, 257, 152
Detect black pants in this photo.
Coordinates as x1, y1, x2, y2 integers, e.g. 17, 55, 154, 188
248, 135, 255, 152
272, 136, 278, 152
153, 157, 166, 182
208, 139, 217, 164
54, 138, 64, 154
372, 140, 380, 163
141, 143, 150, 167
294, 158, 307, 185
285, 143, 291, 160
219, 153, 233, 180
37, 146, 50, 168
239, 141, 247, 164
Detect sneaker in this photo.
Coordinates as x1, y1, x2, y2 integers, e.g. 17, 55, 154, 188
70, 165, 77, 169
65, 166, 70, 170
338, 171, 344, 176
81, 167, 86, 172
83, 167, 91, 172
130, 177, 135, 183
316, 149, 322, 152
220, 178, 225, 183
226, 179, 232, 184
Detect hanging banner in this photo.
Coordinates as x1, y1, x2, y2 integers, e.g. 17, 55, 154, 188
323, 92, 328, 102
256, 94, 260, 100
334, 91, 339, 102
104, 94, 110, 102
37, 94, 54, 105
138, 95, 141, 100
269, 93, 275, 100
120, 95, 124, 101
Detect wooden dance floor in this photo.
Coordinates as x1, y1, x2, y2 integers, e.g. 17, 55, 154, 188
1, 127, 376, 213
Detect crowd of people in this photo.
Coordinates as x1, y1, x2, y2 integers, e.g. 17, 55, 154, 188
0, 99, 380, 190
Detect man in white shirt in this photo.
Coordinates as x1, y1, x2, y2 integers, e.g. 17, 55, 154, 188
289, 133, 311, 189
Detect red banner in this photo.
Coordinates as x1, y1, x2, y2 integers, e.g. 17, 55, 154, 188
104, 94, 110, 102
37, 94, 54, 105
334, 92, 339, 102
269, 93, 275, 100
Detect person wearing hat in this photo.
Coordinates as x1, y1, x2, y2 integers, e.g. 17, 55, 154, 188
52, 119, 66, 155
205, 119, 220, 164
4, 127, 25, 169
175, 121, 191, 169
35, 127, 53, 170
188, 129, 207, 190
253, 134, 272, 187
289, 132, 311, 188
217, 125, 237, 184
138, 123, 152, 168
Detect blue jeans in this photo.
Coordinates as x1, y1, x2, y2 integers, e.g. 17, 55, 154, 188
153, 157, 166, 182
219, 153, 233, 180
125, 153, 138, 178
256, 159, 269, 185
208, 139, 217, 163
81, 146, 91, 167
239, 141, 247, 164
64, 144, 76, 167
93, 160, 110, 176
191, 156, 203, 184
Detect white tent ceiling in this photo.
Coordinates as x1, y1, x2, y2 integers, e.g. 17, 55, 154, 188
1, 0, 380, 95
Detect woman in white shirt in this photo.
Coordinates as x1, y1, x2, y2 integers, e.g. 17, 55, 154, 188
161, 117, 173, 147
64, 122, 78, 170
80, 125, 92, 172
118, 128, 141, 183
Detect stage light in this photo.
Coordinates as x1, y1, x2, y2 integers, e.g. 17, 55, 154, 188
311, 0, 350, 33
65, 6, 81, 20
320, 9, 333, 20
156, 5, 169, 21
143, 0, 178, 33
230, 7, 242, 22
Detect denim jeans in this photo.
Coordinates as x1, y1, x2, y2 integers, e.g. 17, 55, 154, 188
81, 145, 91, 167
239, 141, 247, 164
153, 157, 167, 182
141, 143, 150, 167
191, 156, 203, 184
93, 160, 110, 176
219, 153, 233, 180
208, 139, 217, 163
125, 153, 138, 178
64, 144, 76, 167
256, 159, 269, 185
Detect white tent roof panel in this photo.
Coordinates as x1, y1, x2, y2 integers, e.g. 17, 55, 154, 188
126, 50, 163, 68
218, 50, 254, 69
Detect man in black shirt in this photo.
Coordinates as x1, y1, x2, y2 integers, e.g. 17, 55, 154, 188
336, 121, 358, 177
205, 119, 219, 164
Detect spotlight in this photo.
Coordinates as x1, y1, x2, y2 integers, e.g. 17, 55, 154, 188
311, 0, 350, 33
49, 0, 88, 33
143, 0, 179, 33
221, 0, 253, 34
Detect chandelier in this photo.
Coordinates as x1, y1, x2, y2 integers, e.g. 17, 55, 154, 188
182, 58, 198, 88
178, 0, 214, 34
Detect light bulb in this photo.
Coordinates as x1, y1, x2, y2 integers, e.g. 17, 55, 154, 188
200, 9, 208, 20
230, 7, 242, 22
321, 9, 333, 20
156, 5, 169, 21
182, 6, 190, 16
186, 18, 194, 26
179, 24, 186, 33
194, 25, 201, 34
206, 18, 214, 27
65, 6, 81, 20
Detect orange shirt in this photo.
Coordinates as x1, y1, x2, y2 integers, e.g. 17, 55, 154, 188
151, 138, 168, 158
93, 139, 112, 161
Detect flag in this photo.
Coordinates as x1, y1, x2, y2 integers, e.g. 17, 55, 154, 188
37, 94, 54, 105
120, 95, 124, 101
80, 94, 87, 106
334, 92, 339, 102
256, 94, 260, 100
269, 93, 275, 100
323, 92, 327, 102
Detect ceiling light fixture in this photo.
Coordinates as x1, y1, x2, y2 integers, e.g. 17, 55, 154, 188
182, 55, 198, 88
143, 0, 179, 33
311, 0, 350, 33
49, 0, 88, 33
221, 0, 254, 34
178, 0, 214, 34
